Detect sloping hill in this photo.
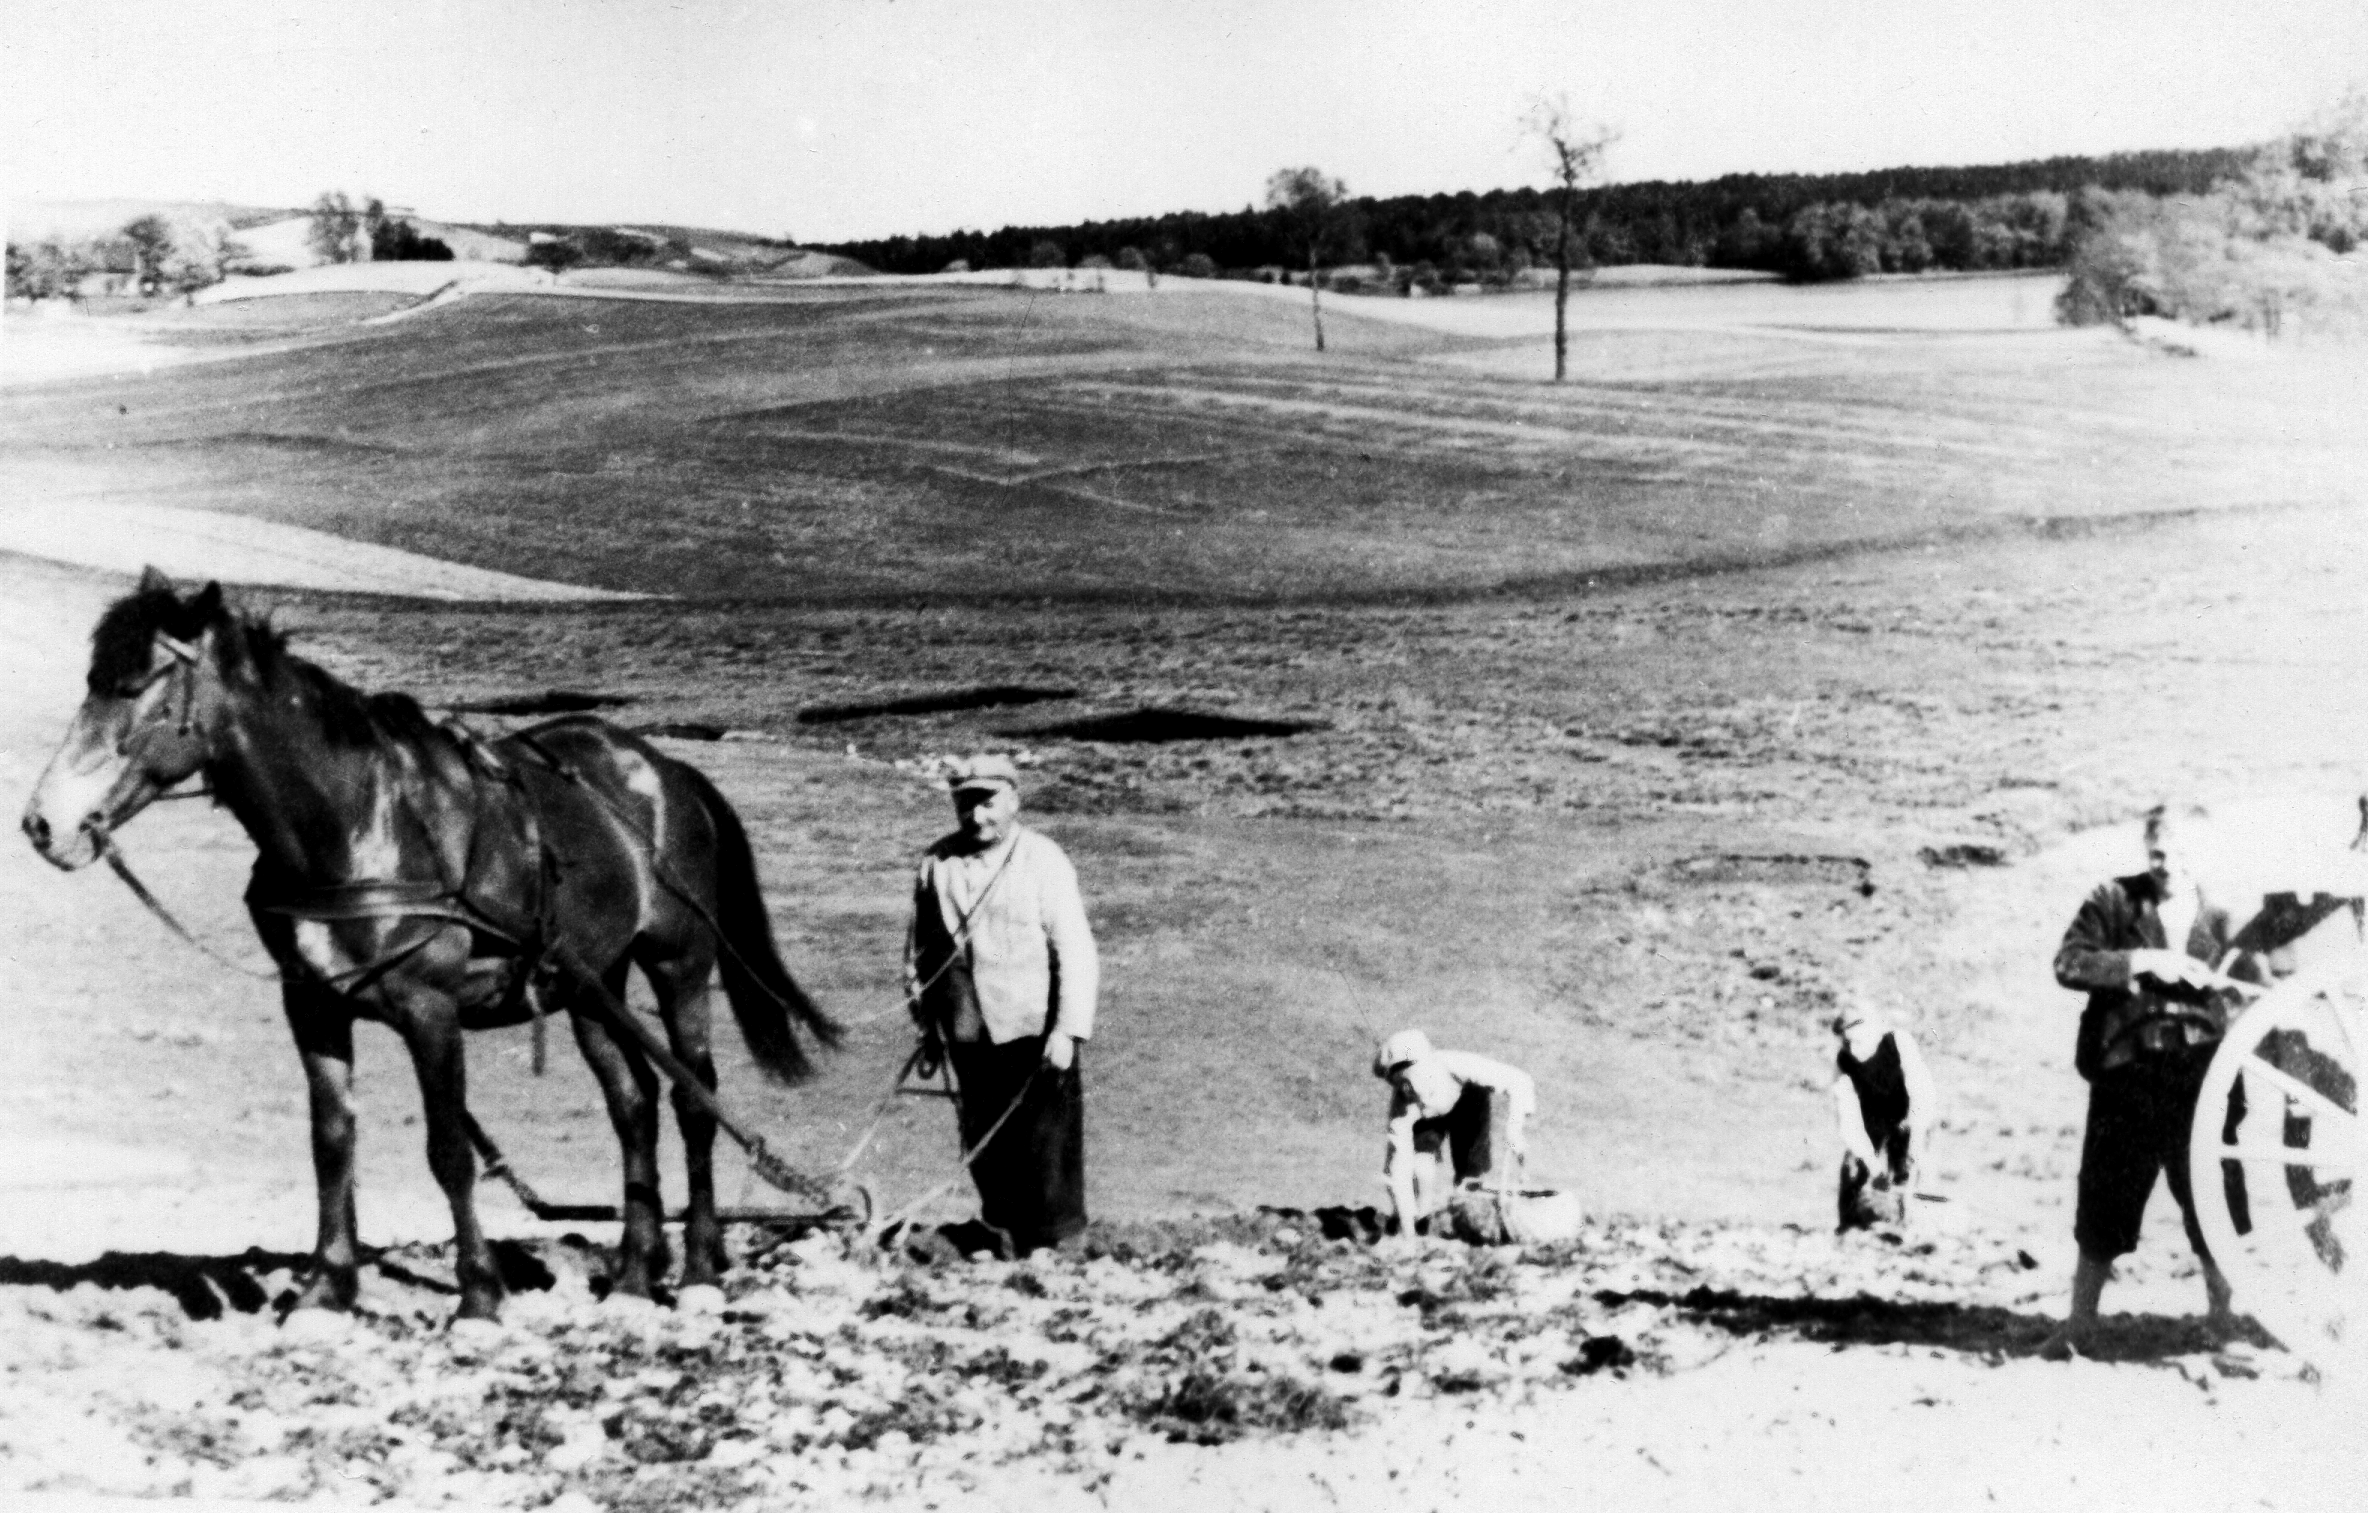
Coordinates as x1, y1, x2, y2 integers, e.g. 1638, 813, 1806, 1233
4, 277, 2362, 606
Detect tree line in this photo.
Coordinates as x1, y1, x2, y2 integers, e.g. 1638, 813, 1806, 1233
818, 147, 2252, 285
4, 192, 457, 303
6, 212, 237, 301
2056, 91, 2368, 340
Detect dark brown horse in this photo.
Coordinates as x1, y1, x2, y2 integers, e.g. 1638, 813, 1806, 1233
21, 570, 838, 1319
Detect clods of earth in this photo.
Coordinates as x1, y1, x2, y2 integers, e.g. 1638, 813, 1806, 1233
0, 1210, 2293, 1509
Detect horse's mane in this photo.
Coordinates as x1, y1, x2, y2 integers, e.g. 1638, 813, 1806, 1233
92, 583, 445, 751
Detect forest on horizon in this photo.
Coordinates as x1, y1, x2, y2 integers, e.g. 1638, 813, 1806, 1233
819, 147, 2254, 286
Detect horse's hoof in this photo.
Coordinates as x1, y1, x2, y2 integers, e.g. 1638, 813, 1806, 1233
608, 1270, 656, 1300
288, 1275, 358, 1315
455, 1294, 504, 1324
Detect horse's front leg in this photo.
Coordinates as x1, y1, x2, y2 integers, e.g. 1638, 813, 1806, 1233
284, 987, 361, 1312
393, 993, 504, 1320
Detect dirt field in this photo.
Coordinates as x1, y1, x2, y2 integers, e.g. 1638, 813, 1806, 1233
3, 276, 2366, 1509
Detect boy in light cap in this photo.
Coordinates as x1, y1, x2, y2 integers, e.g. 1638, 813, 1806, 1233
1373, 1029, 1535, 1236
1830, 1005, 1936, 1230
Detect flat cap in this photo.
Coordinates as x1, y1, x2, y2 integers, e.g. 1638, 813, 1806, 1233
1373, 1028, 1435, 1079
947, 753, 1021, 793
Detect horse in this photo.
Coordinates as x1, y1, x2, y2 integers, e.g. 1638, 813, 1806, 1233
21, 569, 839, 1319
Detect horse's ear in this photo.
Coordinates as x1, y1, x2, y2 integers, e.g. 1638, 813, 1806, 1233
138, 566, 175, 596
189, 581, 224, 623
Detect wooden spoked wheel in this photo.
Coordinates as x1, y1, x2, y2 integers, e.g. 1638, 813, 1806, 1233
2189, 960, 2367, 1367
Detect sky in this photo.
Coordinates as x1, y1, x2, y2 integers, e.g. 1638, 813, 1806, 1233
5, 0, 2364, 244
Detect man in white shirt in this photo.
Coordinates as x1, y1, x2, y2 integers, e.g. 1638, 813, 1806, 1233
1373, 1029, 1535, 1236
906, 754, 1099, 1255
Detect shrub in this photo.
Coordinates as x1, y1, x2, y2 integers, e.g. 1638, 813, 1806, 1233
371, 219, 454, 262
524, 239, 581, 272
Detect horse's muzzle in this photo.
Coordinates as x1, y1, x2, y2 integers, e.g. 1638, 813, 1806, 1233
20, 806, 101, 871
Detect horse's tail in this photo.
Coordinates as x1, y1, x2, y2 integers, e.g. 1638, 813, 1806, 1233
677, 763, 841, 1083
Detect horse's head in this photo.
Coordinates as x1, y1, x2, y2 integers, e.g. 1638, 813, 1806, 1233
23, 568, 232, 870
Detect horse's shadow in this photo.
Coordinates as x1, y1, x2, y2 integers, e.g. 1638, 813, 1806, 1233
1594, 1283, 2276, 1365
0, 1241, 557, 1321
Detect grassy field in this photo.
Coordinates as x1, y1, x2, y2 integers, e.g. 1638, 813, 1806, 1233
12, 275, 2356, 605
5, 273, 2367, 1247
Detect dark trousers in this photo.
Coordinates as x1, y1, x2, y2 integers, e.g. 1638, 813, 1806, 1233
2074, 1052, 2214, 1263
946, 1035, 1086, 1253
1413, 1085, 1507, 1184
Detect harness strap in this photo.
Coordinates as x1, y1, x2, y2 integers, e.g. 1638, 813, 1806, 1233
101, 836, 499, 996
251, 877, 481, 919
907, 837, 1022, 1018
240, 734, 564, 1046
99, 835, 282, 983
505, 729, 818, 1032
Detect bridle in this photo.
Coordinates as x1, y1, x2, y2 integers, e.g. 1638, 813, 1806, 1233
69, 628, 280, 978
126, 630, 204, 734
80, 630, 212, 852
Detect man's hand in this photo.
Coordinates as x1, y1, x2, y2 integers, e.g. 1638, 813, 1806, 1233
2130, 949, 2213, 989
1042, 1030, 1076, 1071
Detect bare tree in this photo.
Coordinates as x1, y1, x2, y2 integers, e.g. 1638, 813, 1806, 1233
1523, 96, 1617, 381
1265, 167, 1351, 351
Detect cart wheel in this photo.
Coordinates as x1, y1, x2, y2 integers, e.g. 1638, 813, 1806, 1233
2189, 960, 2367, 1367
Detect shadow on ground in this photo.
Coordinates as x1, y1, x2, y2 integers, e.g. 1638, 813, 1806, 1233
1597, 1283, 2275, 1364
0, 1239, 556, 1320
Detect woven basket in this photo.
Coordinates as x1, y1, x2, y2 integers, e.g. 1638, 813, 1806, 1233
1445, 1185, 1586, 1246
